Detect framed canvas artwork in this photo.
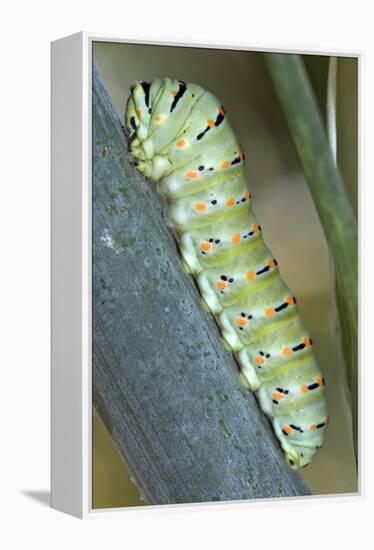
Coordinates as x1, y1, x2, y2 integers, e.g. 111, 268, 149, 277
51, 32, 360, 518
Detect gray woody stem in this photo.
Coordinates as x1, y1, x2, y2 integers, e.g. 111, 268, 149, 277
92, 64, 310, 505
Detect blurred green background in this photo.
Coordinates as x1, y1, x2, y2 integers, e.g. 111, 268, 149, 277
92, 42, 358, 509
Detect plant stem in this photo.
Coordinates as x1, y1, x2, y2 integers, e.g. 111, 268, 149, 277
327, 56, 338, 163
265, 53, 358, 464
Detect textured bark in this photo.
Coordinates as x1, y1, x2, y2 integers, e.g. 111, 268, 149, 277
92, 64, 310, 505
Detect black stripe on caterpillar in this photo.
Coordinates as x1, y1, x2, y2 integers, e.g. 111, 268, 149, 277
125, 78, 328, 469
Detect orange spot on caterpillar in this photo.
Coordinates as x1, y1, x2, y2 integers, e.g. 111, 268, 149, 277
219, 107, 225, 116
243, 191, 250, 201
253, 223, 260, 234
267, 258, 276, 268
236, 317, 248, 327
136, 107, 142, 119
283, 424, 294, 434
300, 385, 308, 394
176, 139, 186, 148
221, 160, 230, 170
303, 337, 312, 347
171, 91, 177, 96
226, 197, 235, 208
207, 118, 215, 128
186, 171, 198, 180
255, 355, 265, 365
286, 296, 296, 305
217, 280, 227, 290
281, 346, 292, 356
273, 391, 283, 402
265, 307, 275, 317
195, 202, 207, 212
201, 241, 212, 252
246, 271, 255, 281
231, 233, 241, 245
155, 115, 162, 123
309, 423, 317, 432
316, 377, 324, 387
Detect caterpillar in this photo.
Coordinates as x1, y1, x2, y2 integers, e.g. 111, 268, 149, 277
125, 78, 328, 469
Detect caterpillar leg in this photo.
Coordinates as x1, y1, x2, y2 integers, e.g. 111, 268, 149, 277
220, 336, 233, 352
239, 371, 251, 390
181, 258, 192, 273
237, 348, 261, 391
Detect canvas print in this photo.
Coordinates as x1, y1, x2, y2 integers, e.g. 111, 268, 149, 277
91, 42, 358, 508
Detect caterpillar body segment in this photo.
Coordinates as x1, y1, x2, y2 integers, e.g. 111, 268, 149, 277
125, 78, 328, 469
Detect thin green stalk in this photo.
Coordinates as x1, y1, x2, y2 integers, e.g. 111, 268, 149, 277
327, 56, 338, 163
326, 55, 355, 429
265, 53, 358, 465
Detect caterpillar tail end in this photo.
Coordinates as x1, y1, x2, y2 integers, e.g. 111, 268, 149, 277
284, 448, 304, 470
278, 432, 321, 470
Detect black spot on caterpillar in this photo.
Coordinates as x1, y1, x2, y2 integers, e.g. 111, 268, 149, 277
125, 77, 328, 469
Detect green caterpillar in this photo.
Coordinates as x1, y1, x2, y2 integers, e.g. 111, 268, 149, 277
125, 78, 328, 469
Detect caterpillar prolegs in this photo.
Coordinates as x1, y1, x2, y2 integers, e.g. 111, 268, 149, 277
125, 78, 328, 469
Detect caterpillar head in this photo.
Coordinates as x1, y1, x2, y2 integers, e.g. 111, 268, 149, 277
125, 81, 147, 139
126, 80, 172, 180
